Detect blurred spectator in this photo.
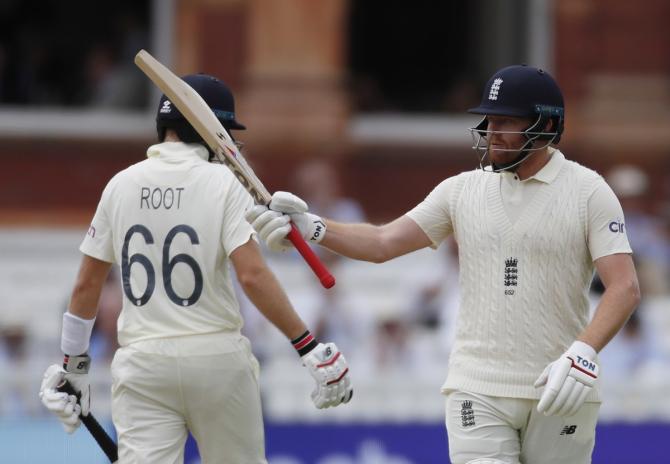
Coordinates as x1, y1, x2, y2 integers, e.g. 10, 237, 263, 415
311, 288, 364, 357
659, 170, 670, 280
598, 311, 649, 382
292, 158, 366, 227
589, 273, 670, 420
591, 275, 651, 382
440, 74, 480, 112
374, 309, 412, 368
291, 158, 366, 268
409, 238, 460, 355
606, 164, 670, 296
0, 312, 30, 416
81, 42, 146, 108
0, 0, 149, 107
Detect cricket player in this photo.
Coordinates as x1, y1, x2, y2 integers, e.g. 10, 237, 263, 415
39, 74, 353, 464
245, 65, 640, 463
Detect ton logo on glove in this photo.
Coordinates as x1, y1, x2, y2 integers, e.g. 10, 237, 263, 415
574, 356, 597, 373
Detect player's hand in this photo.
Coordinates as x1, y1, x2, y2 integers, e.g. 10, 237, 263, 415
534, 341, 599, 417
39, 364, 90, 433
301, 342, 353, 409
245, 191, 326, 251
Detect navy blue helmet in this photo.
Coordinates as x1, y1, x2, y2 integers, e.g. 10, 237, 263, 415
156, 73, 245, 144
468, 65, 565, 172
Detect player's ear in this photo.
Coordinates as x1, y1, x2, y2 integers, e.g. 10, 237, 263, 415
543, 119, 555, 133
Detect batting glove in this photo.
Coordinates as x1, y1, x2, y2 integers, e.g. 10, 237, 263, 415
292, 331, 352, 409
39, 355, 91, 433
244, 191, 326, 252
534, 341, 599, 417
300, 341, 353, 409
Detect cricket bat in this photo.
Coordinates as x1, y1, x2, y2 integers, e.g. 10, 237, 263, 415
57, 381, 118, 463
134, 49, 335, 289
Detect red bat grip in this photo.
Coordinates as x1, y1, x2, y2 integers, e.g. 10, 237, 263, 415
286, 224, 335, 288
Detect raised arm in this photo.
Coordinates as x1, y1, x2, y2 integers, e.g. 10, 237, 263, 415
321, 215, 432, 263
245, 191, 433, 263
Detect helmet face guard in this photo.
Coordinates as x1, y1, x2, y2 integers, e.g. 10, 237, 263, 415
469, 105, 564, 172
467, 65, 565, 173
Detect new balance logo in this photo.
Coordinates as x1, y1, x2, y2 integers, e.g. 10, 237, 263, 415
488, 78, 503, 100
560, 425, 577, 435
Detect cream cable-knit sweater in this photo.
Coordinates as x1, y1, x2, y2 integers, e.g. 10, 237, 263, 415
409, 155, 612, 401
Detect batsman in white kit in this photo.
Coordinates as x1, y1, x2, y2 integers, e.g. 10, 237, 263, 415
39, 74, 352, 463
246, 65, 641, 463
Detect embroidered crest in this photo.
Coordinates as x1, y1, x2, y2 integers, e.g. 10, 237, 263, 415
489, 78, 503, 101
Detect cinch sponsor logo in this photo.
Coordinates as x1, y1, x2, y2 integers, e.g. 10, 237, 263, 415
608, 220, 625, 233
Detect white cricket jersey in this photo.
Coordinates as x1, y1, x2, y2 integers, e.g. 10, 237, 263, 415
406, 149, 632, 400
80, 142, 255, 346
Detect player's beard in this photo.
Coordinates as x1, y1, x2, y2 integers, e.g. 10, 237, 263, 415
488, 142, 524, 171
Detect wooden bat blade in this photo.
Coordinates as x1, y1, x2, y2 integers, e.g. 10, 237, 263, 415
134, 49, 335, 289
134, 50, 270, 205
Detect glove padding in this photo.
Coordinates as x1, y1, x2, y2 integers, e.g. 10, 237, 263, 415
39, 364, 90, 433
302, 342, 353, 409
244, 191, 326, 252
534, 341, 599, 417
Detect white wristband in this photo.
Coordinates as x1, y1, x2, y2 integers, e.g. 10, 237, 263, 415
61, 312, 96, 355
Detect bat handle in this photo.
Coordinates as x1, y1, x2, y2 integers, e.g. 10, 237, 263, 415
287, 224, 335, 288
58, 381, 119, 463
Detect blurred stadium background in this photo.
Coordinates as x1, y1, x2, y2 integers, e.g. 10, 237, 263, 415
1, 0, 669, 462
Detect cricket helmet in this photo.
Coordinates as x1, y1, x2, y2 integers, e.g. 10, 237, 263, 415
156, 73, 245, 144
468, 65, 565, 172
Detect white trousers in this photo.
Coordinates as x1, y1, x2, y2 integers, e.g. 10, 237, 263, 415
110, 332, 267, 464
445, 390, 599, 464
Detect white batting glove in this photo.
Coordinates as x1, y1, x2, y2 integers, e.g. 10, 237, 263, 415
534, 341, 599, 417
302, 342, 353, 409
244, 191, 326, 252
39, 363, 90, 433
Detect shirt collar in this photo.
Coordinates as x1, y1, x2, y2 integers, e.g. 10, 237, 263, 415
527, 147, 564, 184
146, 142, 209, 162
